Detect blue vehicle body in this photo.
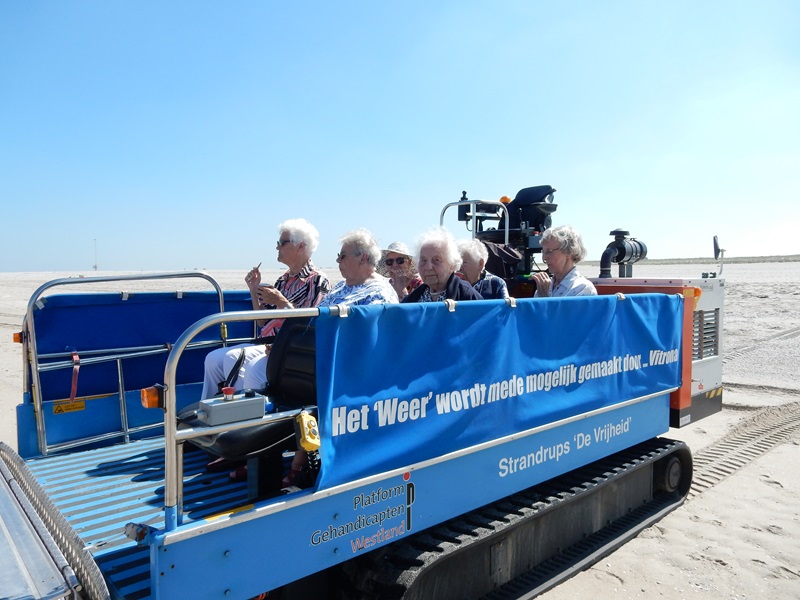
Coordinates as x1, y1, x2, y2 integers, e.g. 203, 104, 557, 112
2, 271, 697, 599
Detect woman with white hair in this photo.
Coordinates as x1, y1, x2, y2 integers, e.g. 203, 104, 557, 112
457, 238, 510, 300
403, 228, 483, 303
530, 225, 597, 297
323, 228, 399, 306
200, 218, 330, 400
280, 227, 397, 488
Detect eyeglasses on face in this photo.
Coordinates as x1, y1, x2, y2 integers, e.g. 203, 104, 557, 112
384, 257, 406, 266
277, 239, 294, 247
336, 251, 362, 261
541, 247, 562, 256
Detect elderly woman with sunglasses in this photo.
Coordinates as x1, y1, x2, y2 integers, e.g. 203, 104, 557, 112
530, 225, 597, 297
403, 227, 483, 303
278, 227, 398, 488
380, 241, 423, 300
200, 218, 330, 400
324, 229, 399, 306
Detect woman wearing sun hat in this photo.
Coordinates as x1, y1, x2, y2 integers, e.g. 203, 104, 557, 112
381, 241, 423, 300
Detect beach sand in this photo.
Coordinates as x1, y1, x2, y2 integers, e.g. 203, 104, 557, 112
1, 263, 799, 598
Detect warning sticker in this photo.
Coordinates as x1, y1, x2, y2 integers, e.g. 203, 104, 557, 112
53, 401, 86, 414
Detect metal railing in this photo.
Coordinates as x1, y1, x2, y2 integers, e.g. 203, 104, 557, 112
24, 272, 227, 456
160, 307, 335, 529
440, 199, 510, 245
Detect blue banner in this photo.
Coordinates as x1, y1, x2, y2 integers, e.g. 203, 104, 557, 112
314, 294, 683, 489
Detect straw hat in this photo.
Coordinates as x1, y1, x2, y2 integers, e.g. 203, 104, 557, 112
382, 241, 412, 258
378, 241, 413, 276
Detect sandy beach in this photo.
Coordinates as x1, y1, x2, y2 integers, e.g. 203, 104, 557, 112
1, 262, 799, 599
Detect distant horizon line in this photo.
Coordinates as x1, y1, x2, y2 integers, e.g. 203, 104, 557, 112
583, 254, 800, 266
3, 254, 799, 274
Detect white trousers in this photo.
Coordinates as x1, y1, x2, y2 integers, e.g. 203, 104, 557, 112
200, 343, 269, 399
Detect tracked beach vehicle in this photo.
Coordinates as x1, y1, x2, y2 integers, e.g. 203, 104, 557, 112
1, 187, 724, 599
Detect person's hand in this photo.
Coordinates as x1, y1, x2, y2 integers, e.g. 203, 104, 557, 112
391, 273, 411, 295
258, 286, 291, 309
245, 266, 262, 292
530, 271, 552, 296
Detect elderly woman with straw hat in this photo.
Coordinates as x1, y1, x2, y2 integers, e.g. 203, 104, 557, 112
380, 241, 423, 301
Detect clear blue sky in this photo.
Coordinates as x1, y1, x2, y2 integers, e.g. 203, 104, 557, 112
1, 2, 798, 272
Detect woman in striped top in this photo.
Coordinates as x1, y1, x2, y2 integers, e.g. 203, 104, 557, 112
200, 218, 330, 400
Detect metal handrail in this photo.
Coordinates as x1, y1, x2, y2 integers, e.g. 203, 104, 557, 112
161, 307, 333, 530
36, 339, 233, 372
440, 199, 510, 245
24, 272, 226, 456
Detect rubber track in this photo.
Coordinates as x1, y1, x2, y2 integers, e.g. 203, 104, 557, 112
488, 402, 800, 599
481, 403, 800, 599
335, 438, 688, 600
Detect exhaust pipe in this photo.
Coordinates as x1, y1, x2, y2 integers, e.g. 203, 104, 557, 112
599, 229, 647, 278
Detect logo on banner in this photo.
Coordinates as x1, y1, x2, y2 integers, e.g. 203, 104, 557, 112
309, 473, 415, 554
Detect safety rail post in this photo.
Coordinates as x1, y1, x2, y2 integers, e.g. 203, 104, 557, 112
117, 358, 130, 444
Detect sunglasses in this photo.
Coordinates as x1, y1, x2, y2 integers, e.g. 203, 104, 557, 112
277, 239, 293, 247
384, 257, 406, 266
337, 252, 362, 261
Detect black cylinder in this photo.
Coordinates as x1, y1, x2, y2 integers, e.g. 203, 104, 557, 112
598, 230, 648, 278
